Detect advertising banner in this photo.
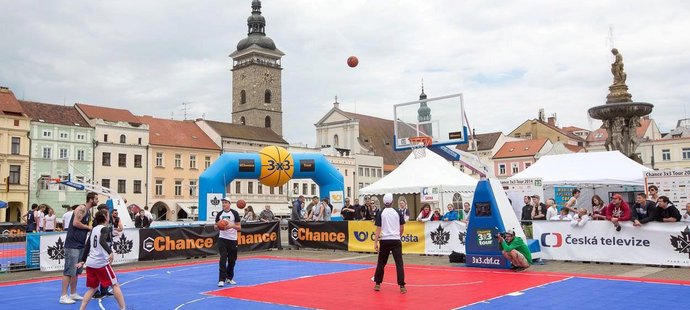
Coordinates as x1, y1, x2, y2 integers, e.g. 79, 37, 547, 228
288, 221, 348, 251
554, 186, 576, 210
347, 221, 428, 254
206, 193, 223, 223
644, 169, 690, 205
139, 225, 217, 261
534, 221, 690, 267
401, 221, 426, 254
329, 191, 344, 213
424, 221, 467, 255
421, 187, 440, 202
501, 178, 543, 220
238, 221, 281, 252
39, 228, 139, 271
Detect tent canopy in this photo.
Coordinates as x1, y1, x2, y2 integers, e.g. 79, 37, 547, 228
360, 150, 478, 195
509, 151, 652, 186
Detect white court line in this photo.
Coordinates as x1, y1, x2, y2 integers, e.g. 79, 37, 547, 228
381, 280, 483, 287
454, 276, 574, 309
174, 296, 218, 310
330, 254, 374, 261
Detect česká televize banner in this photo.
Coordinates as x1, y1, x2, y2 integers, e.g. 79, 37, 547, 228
39, 228, 140, 272
289, 221, 349, 251
534, 221, 690, 267
238, 221, 281, 252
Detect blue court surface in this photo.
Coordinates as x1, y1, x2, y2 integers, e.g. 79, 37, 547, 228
0, 257, 688, 309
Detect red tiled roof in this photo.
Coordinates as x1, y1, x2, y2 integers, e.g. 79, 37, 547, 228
564, 144, 586, 153
0, 87, 26, 116
19, 100, 90, 127
140, 116, 220, 150
493, 138, 549, 159
204, 120, 288, 145
561, 126, 587, 133
586, 118, 651, 142
76, 103, 142, 124
339, 110, 410, 167
456, 132, 502, 151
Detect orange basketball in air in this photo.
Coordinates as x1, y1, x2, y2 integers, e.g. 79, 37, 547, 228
347, 56, 359, 68
237, 199, 247, 209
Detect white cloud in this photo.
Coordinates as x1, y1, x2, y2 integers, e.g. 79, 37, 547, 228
1, 0, 689, 146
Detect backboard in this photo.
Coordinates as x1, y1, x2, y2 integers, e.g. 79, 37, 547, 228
393, 93, 468, 150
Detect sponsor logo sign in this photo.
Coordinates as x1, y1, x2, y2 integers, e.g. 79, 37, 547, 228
289, 221, 348, 251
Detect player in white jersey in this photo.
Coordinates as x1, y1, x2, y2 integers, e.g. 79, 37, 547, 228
75, 209, 127, 310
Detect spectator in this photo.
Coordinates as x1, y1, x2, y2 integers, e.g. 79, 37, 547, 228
416, 204, 432, 222
259, 205, 276, 222
570, 208, 590, 227
310, 200, 323, 221
62, 205, 78, 231
498, 229, 531, 272
430, 208, 442, 221
591, 195, 607, 220
305, 196, 319, 220
530, 195, 547, 221
545, 198, 559, 221
632, 193, 656, 226
322, 200, 332, 221
60, 192, 97, 304
681, 203, 690, 222
341, 198, 356, 220
461, 202, 471, 224
291, 195, 304, 221
550, 208, 572, 221
23, 204, 38, 233
242, 206, 258, 222
564, 188, 581, 214
648, 185, 660, 202
359, 198, 372, 221
398, 199, 411, 222
606, 194, 631, 232
36, 204, 47, 232
111, 209, 124, 235
442, 204, 459, 221
368, 200, 379, 221
44, 207, 56, 232
520, 196, 533, 238
654, 196, 681, 222
135, 210, 151, 228
144, 206, 153, 222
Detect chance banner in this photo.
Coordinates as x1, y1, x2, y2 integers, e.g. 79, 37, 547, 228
534, 221, 690, 267
138, 225, 217, 261
238, 221, 281, 252
288, 221, 348, 251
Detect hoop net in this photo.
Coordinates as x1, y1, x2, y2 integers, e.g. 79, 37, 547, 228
408, 136, 433, 159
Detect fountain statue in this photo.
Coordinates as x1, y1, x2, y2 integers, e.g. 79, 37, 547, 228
588, 48, 653, 163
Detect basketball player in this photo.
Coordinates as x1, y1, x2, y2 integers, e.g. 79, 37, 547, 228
373, 193, 406, 294
215, 197, 242, 287
75, 209, 126, 310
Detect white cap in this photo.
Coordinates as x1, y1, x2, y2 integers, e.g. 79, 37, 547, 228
383, 193, 393, 206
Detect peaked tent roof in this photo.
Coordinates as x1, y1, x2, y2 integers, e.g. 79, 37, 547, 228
509, 151, 652, 186
359, 149, 477, 195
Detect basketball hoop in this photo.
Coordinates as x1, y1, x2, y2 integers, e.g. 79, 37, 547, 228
408, 136, 433, 159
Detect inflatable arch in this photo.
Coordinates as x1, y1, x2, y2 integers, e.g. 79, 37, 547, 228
198, 146, 344, 221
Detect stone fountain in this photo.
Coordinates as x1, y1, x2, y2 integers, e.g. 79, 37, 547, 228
588, 48, 654, 163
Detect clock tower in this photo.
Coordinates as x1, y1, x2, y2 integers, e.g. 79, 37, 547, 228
230, 0, 285, 136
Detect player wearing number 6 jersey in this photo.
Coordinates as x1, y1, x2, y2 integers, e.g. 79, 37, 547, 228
75, 209, 127, 310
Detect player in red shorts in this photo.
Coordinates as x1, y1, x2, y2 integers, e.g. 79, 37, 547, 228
75, 209, 127, 310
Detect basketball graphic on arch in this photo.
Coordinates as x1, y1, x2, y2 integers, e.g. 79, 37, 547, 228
258, 145, 294, 187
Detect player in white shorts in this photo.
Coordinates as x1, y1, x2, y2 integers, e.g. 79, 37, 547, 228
75, 209, 127, 310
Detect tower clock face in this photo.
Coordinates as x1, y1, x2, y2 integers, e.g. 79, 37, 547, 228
262, 70, 274, 85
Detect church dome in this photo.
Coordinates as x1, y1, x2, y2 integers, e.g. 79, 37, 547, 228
236, 33, 276, 51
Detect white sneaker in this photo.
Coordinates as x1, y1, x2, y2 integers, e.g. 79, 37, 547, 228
226, 279, 237, 285
59, 295, 75, 304
217, 281, 224, 287
69, 293, 83, 301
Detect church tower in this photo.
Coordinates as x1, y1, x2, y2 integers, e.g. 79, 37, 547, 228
230, 0, 285, 136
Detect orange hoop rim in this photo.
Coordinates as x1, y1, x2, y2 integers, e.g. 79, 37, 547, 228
408, 136, 433, 146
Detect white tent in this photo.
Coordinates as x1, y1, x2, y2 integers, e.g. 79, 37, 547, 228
509, 151, 652, 186
360, 150, 478, 195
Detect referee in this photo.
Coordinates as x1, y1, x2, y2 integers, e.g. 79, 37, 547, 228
373, 193, 406, 294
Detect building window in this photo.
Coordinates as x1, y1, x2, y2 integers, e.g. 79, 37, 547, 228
511, 163, 519, 174
524, 133, 532, 139
174, 154, 182, 168
258, 184, 264, 194
293, 183, 299, 195
102, 179, 110, 189
525, 162, 532, 169
13, 119, 19, 126
155, 180, 163, 196
358, 182, 364, 189
60, 132, 69, 139
11, 137, 20, 155
59, 148, 68, 159
120, 134, 126, 144
358, 167, 363, 176
175, 180, 182, 196
133, 180, 142, 194
311, 184, 316, 195
240, 116, 246, 125
345, 169, 348, 176
240, 90, 246, 104
365, 168, 370, 177
76, 133, 85, 140
77, 150, 85, 161
138, 137, 142, 145
134, 155, 142, 168
205, 156, 211, 169
189, 180, 198, 197
333, 134, 339, 147
279, 186, 283, 195
190, 155, 197, 169
42, 147, 52, 159
377, 169, 382, 178
42, 130, 52, 138
270, 186, 275, 195
265, 116, 271, 128
514, 133, 521, 138
104, 134, 108, 142
9, 165, 20, 184
683, 148, 690, 160
118, 154, 127, 167
247, 181, 254, 194
102, 152, 111, 166
264, 89, 271, 103
302, 183, 308, 195
347, 187, 351, 198
40, 174, 50, 190
156, 153, 163, 167
117, 179, 126, 193
235, 181, 241, 194
499, 164, 506, 175
662, 149, 670, 161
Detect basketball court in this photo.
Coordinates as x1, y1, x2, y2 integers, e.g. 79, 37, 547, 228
1, 256, 688, 309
